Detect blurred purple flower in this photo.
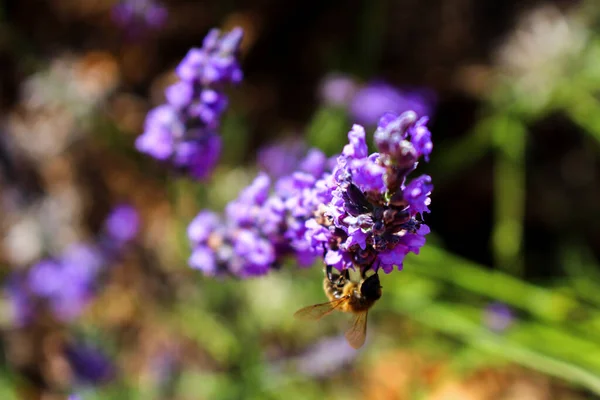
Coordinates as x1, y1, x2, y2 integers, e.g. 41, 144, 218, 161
103, 204, 140, 244
65, 342, 115, 385
6, 276, 33, 327
135, 106, 181, 161
176, 28, 244, 86
136, 27, 243, 180
25, 245, 102, 321
484, 302, 514, 332
27, 260, 65, 298
5, 205, 139, 324
349, 82, 435, 126
112, 0, 168, 39
257, 139, 307, 179
296, 335, 357, 377
319, 74, 359, 107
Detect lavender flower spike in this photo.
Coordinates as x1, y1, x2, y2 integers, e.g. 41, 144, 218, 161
6, 205, 140, 324
136, 27, 243, 180
187, 148, 330, 277
349, 82, 435, 126
65, 341, 115, 385
305, 111, 433, 275
112, 0, 168, 39
186, 112, 432, 278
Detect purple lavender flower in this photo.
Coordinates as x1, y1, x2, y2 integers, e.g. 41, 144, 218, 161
136, 27, 243, 180
65, 342, 115, 384
24, 244, 102, 321
5, 205, 139, 324
484, 302, 514, 332
305, 111, 433, 275
188, 174, 279, 278
6, 276, 33, 327
112, 0, 168, 39
319, 74, 359, 107
257, 139, 307, 179
103, 204, 140, 244
349, 82, 435, 126
176, 28, 244, 86
187, 111, 432, 278
188, 149, 330, 277
295, 335, 357, 377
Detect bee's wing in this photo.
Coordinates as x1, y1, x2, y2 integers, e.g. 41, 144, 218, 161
294, 297, 347, 320
344, 310, 368, 349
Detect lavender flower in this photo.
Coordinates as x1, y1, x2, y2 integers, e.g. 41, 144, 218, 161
26, 244, 103, 321
349, 82, 435, 126
6, 276, 33, 327
65, 342, 115, 385
257, 139, 307, 179
103, 204, 140, 246
295, 335, 357, 377
319, 74, 359, 108
188, 174, 279, 277
136, 27, 243, 179
188, 111, 432, 278
269, 334, 357, 379
305, 111, 433, 275
5, 205, 139, 324
188, 149, 329, 277
484, 302, 514, 332
112, 0, 168, 39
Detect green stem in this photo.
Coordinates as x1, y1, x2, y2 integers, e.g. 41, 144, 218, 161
491, 115, 526, 275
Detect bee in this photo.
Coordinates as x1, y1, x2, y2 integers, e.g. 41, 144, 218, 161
294, 264, 382, 349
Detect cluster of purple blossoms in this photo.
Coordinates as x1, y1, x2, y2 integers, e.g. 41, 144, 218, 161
304, 111, 433, 275
7, 205, 139, 325
136, 28, 243, 179
188, 148, 329, 277
188, 110, 433, 277
112, 0, 168, 39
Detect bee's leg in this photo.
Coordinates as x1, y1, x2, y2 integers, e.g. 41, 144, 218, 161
342, 268, 350, 281
326, 264, 335, 283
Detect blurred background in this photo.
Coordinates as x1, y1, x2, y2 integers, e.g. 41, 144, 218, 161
2, 0, 600, 398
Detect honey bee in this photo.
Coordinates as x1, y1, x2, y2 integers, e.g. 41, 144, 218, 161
294, 265, 382, 349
